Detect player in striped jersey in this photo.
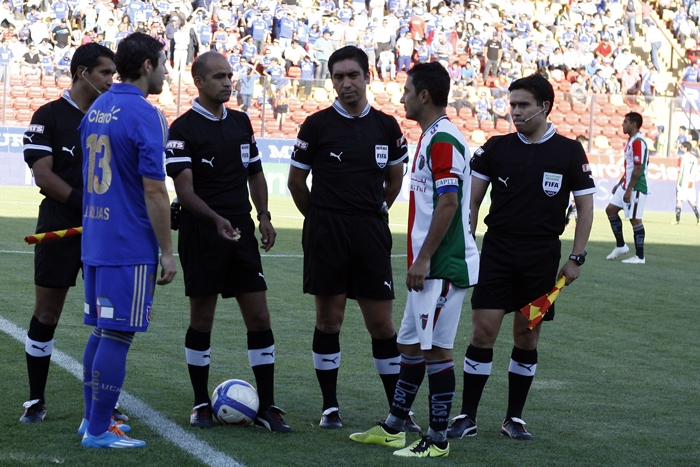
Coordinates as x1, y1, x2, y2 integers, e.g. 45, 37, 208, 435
672, 141, 700, 225
605, 112, 649, 264
350, 62, 479, 458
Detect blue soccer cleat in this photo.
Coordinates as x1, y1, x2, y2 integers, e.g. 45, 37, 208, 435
81, 425, 145, 449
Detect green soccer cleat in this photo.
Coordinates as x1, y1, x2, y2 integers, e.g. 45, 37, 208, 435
393, 435, 449, 458
349, 422, 406, 448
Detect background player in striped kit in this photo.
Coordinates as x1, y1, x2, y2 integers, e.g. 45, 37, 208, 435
605, 112, 650, 264
350, 62, 479, 458
672, 141, 699, 225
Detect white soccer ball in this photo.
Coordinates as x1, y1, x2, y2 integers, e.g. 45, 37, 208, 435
211, 379, 260, 426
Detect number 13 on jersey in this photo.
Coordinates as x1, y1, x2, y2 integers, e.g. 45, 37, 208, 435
86, 134, 112, 194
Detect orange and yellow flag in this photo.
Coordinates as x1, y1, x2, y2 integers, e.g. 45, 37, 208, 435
520, 276, 566, 330
25, 227, 82, 245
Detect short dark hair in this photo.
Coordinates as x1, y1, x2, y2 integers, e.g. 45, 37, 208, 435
115, 32, 163, 82
407, 61, 450, 108
328, 45, 369, 77
625, 111, 643, 129
508, 72, 555, 116
70, 42, 115, 83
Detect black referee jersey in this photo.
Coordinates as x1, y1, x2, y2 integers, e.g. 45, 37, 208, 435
291, 100, 408, 216
470, 127, 597, 239
166, 100, 263, 218
23, 90, 84, 197
23, 90, 85, 227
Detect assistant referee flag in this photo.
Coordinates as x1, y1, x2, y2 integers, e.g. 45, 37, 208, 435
520, 276, 566, 330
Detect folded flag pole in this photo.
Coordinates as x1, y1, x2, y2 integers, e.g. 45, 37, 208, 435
25, 227, 82, 245
520, 276, 567, 331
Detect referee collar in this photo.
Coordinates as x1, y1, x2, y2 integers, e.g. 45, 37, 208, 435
62, 89, 81, 111
332, 99, 371, 119
517, 122, 556, 145
193, 98, 228, 121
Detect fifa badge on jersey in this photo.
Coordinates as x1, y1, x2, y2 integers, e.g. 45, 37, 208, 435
375, 145, 389, 168
97, 296, 114, 320
542, 172, 563, 197
27, 124, 44, 134
241, 143, 250, 167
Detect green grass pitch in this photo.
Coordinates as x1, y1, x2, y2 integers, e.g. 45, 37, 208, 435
0, 186, 698, 467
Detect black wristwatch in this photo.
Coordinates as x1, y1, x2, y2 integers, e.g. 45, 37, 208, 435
257, 210, 271, 221
568, 250, 587, 266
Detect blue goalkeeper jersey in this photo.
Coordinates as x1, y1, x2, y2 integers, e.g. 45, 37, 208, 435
79, 83, 168, 267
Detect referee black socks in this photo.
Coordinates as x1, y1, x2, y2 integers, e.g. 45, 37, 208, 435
248, 329, 276, 409
25, 316, 58, 403
460, 344, 493, 421
312, 327, 341, 410
372, 334, 401, 408
185, 327, 212, 406
506, 346, 538, 420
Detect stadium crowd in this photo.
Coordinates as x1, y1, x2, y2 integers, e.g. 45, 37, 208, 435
0, 0, 688, 142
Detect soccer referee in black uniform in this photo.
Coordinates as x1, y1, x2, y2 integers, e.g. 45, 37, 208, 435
288, 46, 410, 429
166, 51, 291, 433
447, 73, 596, 441
21, 43, 118, 424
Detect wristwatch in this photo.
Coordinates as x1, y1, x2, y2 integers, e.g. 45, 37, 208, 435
568, 250, 587, 266
257, 210, 271, 221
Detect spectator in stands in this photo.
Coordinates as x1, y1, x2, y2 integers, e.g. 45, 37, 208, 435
297, 54, 316, 98
377, 48, 396, 81
239, 62, 258, 112
37, 37, 53, 57
283, 40, 306, 73
491, 92, 512, 129
483, 31, 502, 82
20, 42, 42, 84
273, 81, 290, 130
682, 60, 700, 82
590, 68, 607, 93
474, 91, 492, 129
54, 51, 71, 84
567, 74, 590, 110
450, 81, 471, 117
343, 18, 360, 47
395, 31, 413, 73
645, 20, 663, 72
51, 18, 72, 59
313, 30, 334, 81
415, 38, 430, 64
461, 60, 477, 86
264, 57, 285, 93
0, 36, 12, 83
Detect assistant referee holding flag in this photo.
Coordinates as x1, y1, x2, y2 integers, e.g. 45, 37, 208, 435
288, 46, 409, 429
447, 73, 596, 441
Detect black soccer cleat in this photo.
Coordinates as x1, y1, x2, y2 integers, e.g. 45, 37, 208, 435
501, 417, 534, 440
447, 413, 478, 438
190, 403, 214, 428
254, 405, 293, 433
112, 405, 129, 423
19, 400, 47, 423
319, 407, 343, 429
405, 413, 421, 433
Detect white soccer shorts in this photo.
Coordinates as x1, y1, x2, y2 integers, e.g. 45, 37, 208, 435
610, 188, 647, 220
397, 279, 467, 351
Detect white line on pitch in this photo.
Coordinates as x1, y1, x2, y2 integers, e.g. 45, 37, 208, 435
0, 250, 410, 258
0, 316, 244, 467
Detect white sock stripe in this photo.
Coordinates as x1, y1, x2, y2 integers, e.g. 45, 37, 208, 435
374, 356, 401, 375
186, 347, 212, 366
313, 351, 341, 370
248, 345, 275, 367
25, 337, 53, 357
463, 357, 492, 375
508, 359, 537, 376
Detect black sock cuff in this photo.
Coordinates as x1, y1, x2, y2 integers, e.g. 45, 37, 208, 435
247, 328, 274, 349
28, 315, 57, 342
372, 334, 399, 359
608, 213, 622, 222
185, 327, 211, 351
313, 327, 340, 354
511, 346, 537, 364
466, 344, 493, 363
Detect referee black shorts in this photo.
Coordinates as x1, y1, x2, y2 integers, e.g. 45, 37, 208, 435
34, 198, 82, 288
178, 211, 266, 298
302, 207, 394, 301
471, 232, 561, 320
